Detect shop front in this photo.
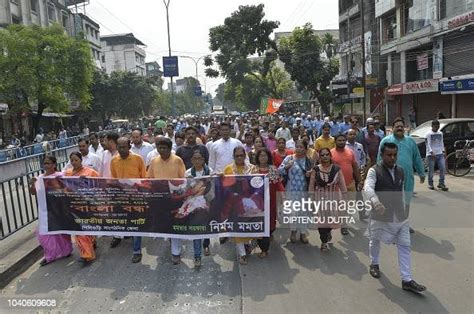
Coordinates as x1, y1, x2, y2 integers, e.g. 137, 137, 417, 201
440, 77, 474, 118
386, 79, 451, 125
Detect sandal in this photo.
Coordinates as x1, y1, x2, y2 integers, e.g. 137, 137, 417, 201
239, 256, 248, 265
39, 259, 49, 267
258, 251, 268, 258
320, 243, 329, 252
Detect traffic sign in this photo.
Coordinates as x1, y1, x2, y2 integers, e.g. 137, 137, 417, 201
163, 56, 179, 77
194, 86, 203, 96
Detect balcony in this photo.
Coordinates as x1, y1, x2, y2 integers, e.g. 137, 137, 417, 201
339, 3, 360, 23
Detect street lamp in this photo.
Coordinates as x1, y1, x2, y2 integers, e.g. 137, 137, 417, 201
163, 0, 175, 117
179, 55, 207, 83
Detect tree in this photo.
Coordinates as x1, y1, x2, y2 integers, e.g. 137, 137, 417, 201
223, 62, 293, 111
322, 33, 338, 59
90, 71, 156, 120
205, 4, 284, 99
174, 77, 206, 114
278, 23, 339, 113
0, 24, 94, 135
90, 70, 112, 122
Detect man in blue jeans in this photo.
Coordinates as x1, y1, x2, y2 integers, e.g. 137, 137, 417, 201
425, 120, 448, 191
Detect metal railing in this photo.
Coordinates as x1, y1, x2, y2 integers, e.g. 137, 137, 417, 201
0, 147, 71, 240
0, 136, 83, 163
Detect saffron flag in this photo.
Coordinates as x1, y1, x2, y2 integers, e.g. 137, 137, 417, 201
259, 98, 284, 114
266, 98, 284, 114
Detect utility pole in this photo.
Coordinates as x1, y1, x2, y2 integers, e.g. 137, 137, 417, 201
361, 0, 367, 121
346, 12, 353, 116
163, 0, 175, 117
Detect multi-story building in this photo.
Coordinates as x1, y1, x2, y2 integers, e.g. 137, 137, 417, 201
0, 0, 74, 35
101, 33, 147, 76
167, 78, 188, 94
146, 61, 163, 78
334, 0, 386, 119
74, 13, 102, 68
378, 0, 474, 123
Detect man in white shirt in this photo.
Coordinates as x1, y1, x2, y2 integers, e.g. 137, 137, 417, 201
286, 128, 300, 150
100, 132, 119, 177
209, 122, 245, 173
425, 120, 447, 191
131, 128, 154, 162
206, 126, 220, 152
63, 138, 101, 172
276, 121, 292, 141
88, 132, 104, 158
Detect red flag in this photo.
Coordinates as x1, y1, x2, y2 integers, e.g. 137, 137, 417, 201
266, 99, 284, 114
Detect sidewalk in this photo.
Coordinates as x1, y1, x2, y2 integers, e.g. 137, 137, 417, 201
0, 221, 42, 289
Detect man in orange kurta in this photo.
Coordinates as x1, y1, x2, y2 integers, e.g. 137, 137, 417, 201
110, 137, 146, 263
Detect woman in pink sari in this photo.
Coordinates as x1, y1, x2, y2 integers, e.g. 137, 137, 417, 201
30, 155, 73, 266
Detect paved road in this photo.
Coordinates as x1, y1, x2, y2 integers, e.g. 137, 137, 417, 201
1, 175, 473, 313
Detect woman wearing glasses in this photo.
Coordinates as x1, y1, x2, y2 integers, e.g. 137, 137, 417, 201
278, 140, 314, 244
222, 146, 258, 265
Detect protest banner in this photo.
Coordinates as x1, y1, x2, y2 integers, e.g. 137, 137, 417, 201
37, 175, 269, 239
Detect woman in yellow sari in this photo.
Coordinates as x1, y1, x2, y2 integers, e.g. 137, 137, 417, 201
64, 151, 99, 266
223, 146, 258, 265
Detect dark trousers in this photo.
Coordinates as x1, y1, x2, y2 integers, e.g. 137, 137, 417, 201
203, 238, 210, 248
318, 228, 332, 243
257, 231, 273, 252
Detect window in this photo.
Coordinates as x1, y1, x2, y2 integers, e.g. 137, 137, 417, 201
11, 14, 21, 24
62, 13, 68, 28
48, 3, 56, 21
443, 123, 462, 137
439, 0, 474, 20
403, 0, 433, 33
30, 0, 38, 13
382, 12, 397, 44
463, 122, 474, 137
101, 55, 105, 63
391, 53, 401, 84
406, 49, 433, 82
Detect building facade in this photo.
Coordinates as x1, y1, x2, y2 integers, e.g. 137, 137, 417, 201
378, 0, 474, 123
167, 78, 188, 94
0, 0, 74, 35
334, 0, 387, 119
74, 13, 102, 68
101, 33, 147, 76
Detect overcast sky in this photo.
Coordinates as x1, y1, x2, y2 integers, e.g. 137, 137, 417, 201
80, 0, 338, 95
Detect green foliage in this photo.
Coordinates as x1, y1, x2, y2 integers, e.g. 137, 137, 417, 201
278, 23, 339, 113
205, 4, 279, 84
90, 70, 156, 120
174, 77, 207, 115
221, 62, 293, 111
322, 33, 338, 59
0, 24, 94, 133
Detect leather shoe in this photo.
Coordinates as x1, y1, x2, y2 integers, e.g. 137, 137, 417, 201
402, 280, 426, 293
369, 264, 381, 278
